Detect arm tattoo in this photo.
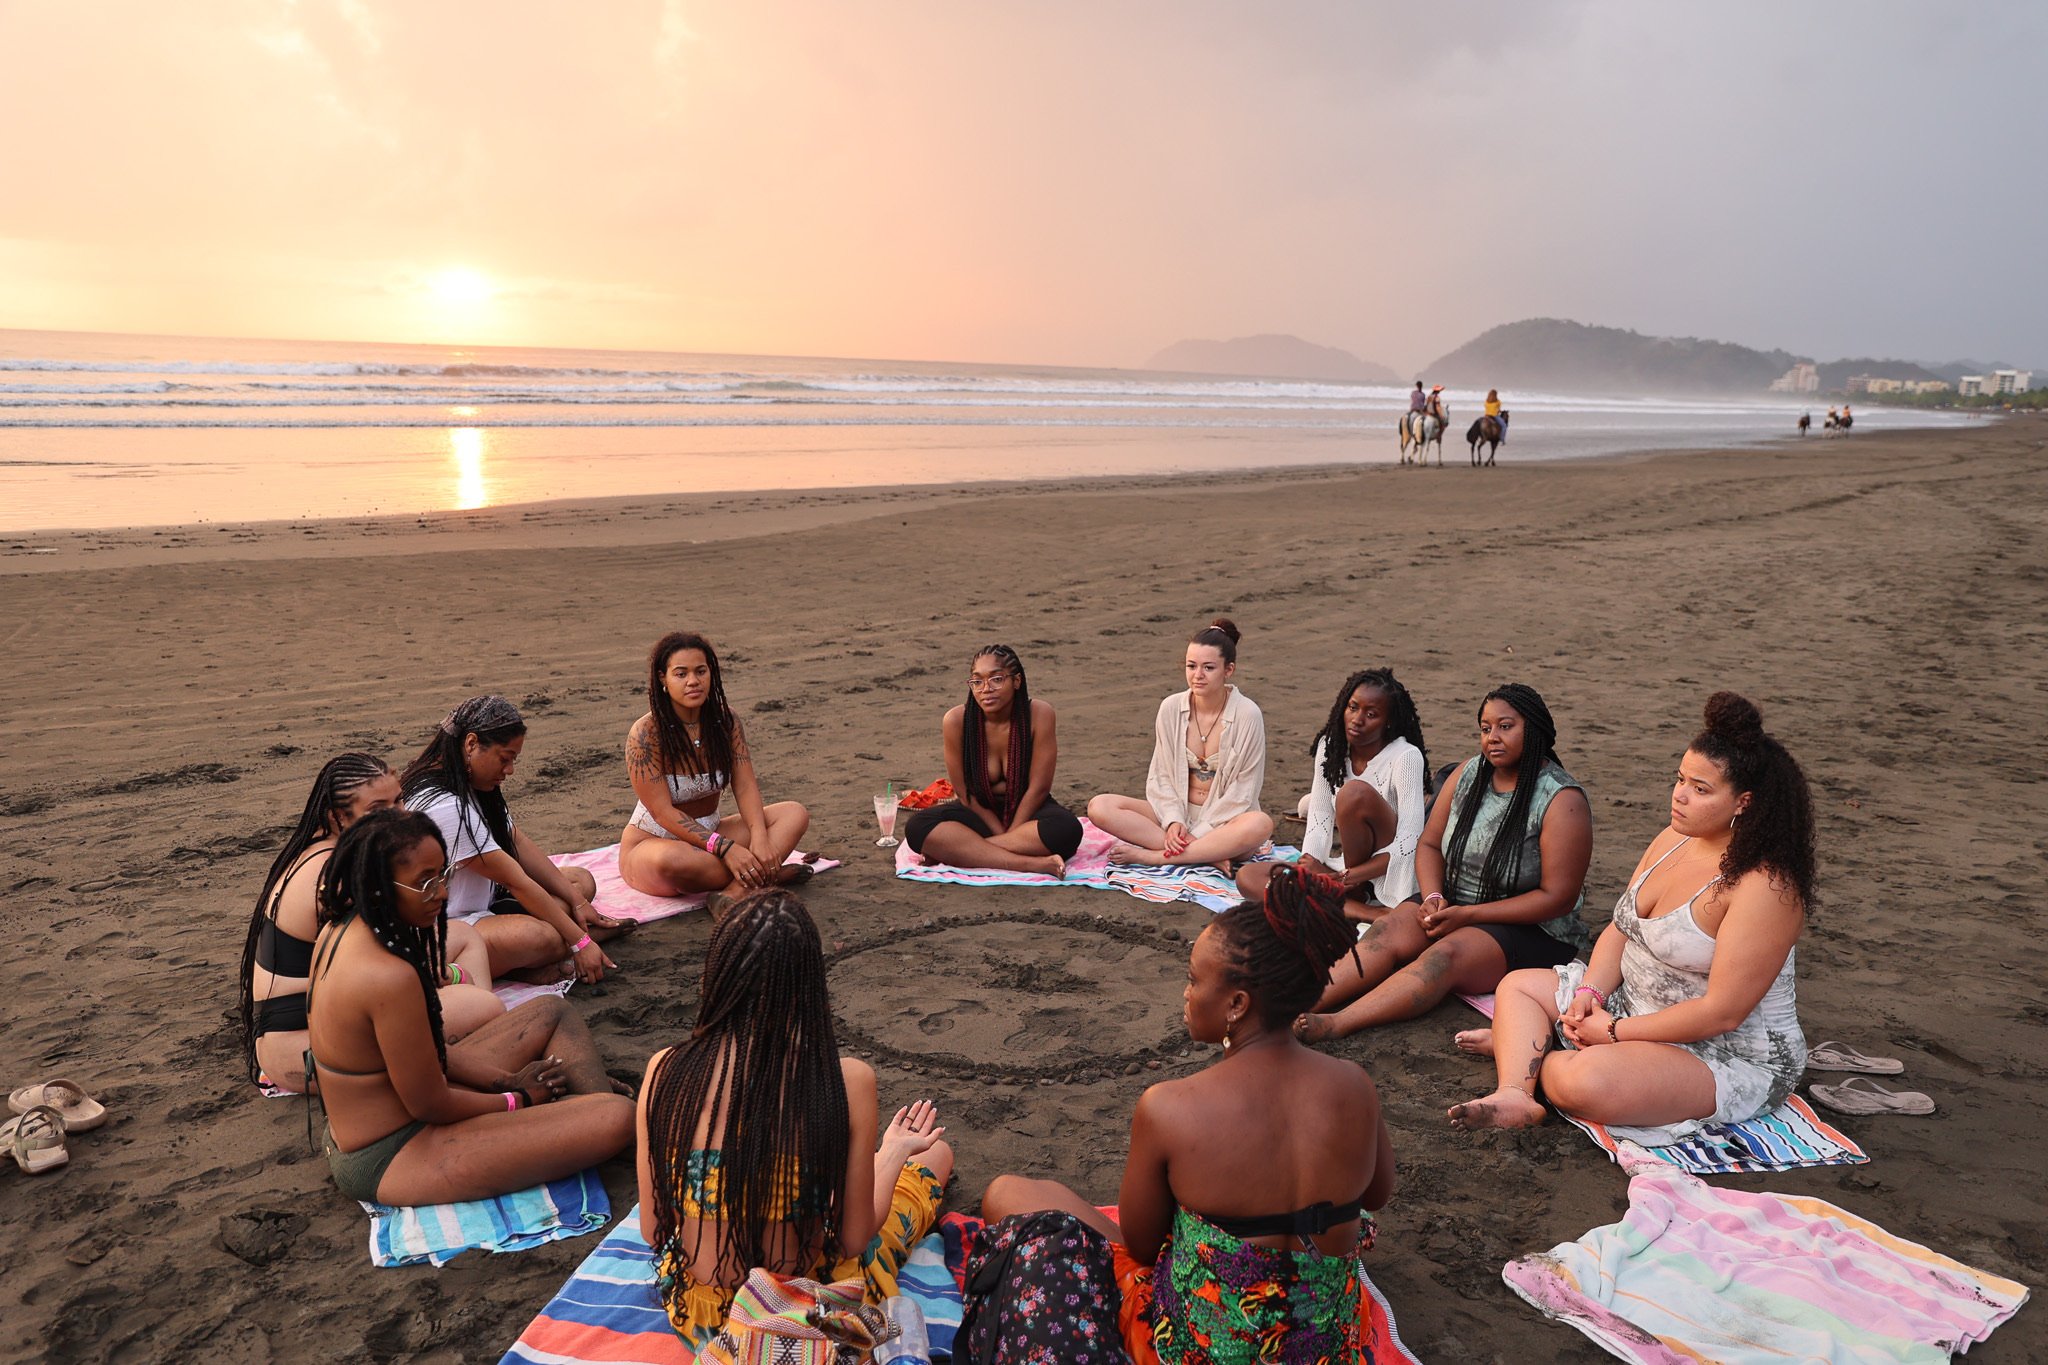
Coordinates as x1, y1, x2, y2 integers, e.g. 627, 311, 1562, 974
627, 728, 663, 781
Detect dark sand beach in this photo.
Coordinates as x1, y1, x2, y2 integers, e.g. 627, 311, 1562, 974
2, 424, 2043, 1362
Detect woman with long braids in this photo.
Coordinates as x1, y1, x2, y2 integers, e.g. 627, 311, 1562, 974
238, 754, 500, 1093
1451, 693, 1814, 1141
305, 809, 634, 1205
980, 866, 1396, 1362
1236, 667, 1430, 917
403, 695, 622, 984
1295, 683, 1591, 1043
634, 889, 952, 1347
1088, 618, 1274, 869
903, 643, 1081, 876
619, 632, 810, 902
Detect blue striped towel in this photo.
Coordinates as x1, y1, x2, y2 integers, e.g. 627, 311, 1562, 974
1565, 1094, 1868, 1175
364, 1168, 611, 1268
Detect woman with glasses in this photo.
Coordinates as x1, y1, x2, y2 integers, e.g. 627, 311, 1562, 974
239, 754, 501, 1094
903, 644, 1081, 876
620, 632, 811, 903
306, 809, 634, 1205
1088, 618, 1274, 870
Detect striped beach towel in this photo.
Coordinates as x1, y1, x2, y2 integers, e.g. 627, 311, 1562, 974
364, 1168, 610, 1268
1565, 1094, 1867, 1174
501, 1205, 972, 1364
896, 818, 1294, 912
1504, 1147, 2029, 1363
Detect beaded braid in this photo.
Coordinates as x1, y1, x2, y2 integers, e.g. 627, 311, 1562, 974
644, 890, 850, 1295
1441, 683, 1560, 906
961, 644, 1032, 826
316, 809, 452, 1074
645, 631, 740, 787
237, 752, 392, 1083
401, 694, 526, 851
1311, 668, 1431, 790
1212, 864, 1359, 1028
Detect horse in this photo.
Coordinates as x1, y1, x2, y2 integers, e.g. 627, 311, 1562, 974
1466, 410, 1509, 466
1797, 413, 1811, 437
1398, 410, 1446, 466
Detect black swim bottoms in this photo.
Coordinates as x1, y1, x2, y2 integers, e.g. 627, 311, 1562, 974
903, 799, 1084, 861
1472, 920, 1580, 972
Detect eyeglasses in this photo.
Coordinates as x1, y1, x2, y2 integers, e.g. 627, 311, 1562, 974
396, 865, 456, 898
968, 673, 1015, 691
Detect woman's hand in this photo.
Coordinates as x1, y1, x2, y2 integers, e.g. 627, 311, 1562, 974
1421, 900, 1473, 939
1561, 988, 1598, 1032
507, 1055, 568, 1106
1562, 1003, 1617, 1048
570, 938, 615, 984
1339, 864, 1376, 892
1163, 823, 1191, 856
878, 1100, 946, 1168
724, 841, 771, 891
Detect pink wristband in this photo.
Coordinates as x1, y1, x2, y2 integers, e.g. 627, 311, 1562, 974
505, 1091, 520, 1112
569, 934, 593, 954
1573, 985, 1606, 1007
704, 832, 722, 856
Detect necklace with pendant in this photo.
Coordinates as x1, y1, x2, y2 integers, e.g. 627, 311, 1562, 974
1192, 706, 1222, 776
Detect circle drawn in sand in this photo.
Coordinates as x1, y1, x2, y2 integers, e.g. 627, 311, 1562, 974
829, 911, 1192, 1083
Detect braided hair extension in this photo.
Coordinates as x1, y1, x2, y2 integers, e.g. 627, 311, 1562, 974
645, 632, 739, 789
1310, 668, 1431, 791
237, 753, 392, 1082
1690, 692, 1818, 907
1440, 683, 1560, 906
400, 694, 526, 852
962, 644, 1032, 826
316, 809, 452, 1073
1211, 864, 1359, 1029
644, 889, 850, 1290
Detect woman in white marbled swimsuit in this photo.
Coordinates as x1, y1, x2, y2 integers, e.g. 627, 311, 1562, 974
1448, 691, 1816, 1144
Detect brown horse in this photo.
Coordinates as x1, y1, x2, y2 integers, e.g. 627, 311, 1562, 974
1466, 410, 1508, 466
1797, 413, 1811, 436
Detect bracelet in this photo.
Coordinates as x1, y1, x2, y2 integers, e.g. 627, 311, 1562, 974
1606, 1016, 1621, 1043
569, 934, 593, 954
447, 964, 464, 985
1422, 892, 1445, 906
704, 832, 722, 856
1573, 985, 1605, 1007
504, 1091, 521, 1112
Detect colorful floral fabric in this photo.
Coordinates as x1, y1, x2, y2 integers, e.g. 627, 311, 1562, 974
1147, 1206, 1369, 1365
958, 1210, 1130, 1364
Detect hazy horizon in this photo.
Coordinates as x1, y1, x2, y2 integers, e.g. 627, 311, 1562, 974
4, 2, 2042, 372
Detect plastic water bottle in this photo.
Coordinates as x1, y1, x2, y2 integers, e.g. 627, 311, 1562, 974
873, 1295, 931, 1364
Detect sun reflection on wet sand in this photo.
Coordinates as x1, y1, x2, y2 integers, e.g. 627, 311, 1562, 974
450, 426, 488, 509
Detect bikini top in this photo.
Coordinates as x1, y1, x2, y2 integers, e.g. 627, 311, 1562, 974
255, 848, 324, 977
1198, 1194, 1367, 1241
302, 918, 391, 1081
673, 1148, 832, 1223
665, 769, 728, 805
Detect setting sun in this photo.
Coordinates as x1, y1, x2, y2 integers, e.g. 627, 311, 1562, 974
427, 266, 495, 307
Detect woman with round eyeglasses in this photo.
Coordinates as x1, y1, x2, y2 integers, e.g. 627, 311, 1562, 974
1088, 618, 1274, 870
238, 754, 500, 1094
305, 808, 634, 1206
903, 644, 1081, 876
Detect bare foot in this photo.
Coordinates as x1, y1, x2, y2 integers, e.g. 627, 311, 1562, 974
1454, 1028, 1495, 1057
774, 859, 816, 887
577, 907, 636, 942
1448, 1087, 1547, 1131
1109, 841, 1164, 867
1031, 855, 1066, 880
1293, 1012, 1339, 1045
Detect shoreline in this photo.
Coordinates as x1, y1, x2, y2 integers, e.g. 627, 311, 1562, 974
0, 426, 1895, 576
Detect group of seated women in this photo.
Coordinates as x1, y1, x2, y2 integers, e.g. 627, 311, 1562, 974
236, 611, 1818, 1361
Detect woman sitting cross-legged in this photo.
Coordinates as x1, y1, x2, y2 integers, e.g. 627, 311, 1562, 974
1450, 692, 1814, 1142
1295, 682, 1591, 1043
981, 866, 1396, 1363
636, 889, 954, 1350
1088, 618, 1273, 870
903, 643, 1081, 877
305, 809, 635, 1205
1237, 666, 1430, 920
239, 753, 501, 1094
620, 631, 810, 905
403, 694, 625, 984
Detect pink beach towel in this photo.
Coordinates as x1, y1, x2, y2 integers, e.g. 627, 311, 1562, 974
550, 844, 840, 926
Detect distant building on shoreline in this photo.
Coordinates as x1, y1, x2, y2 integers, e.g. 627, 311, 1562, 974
1958, 370, 2032, 397
1850, 376, 1952, 395
1768, 362, 1820, 393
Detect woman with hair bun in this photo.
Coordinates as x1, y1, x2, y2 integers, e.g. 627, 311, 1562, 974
981, 865, 1396, 1361
903, 643, 1081, 876
1088, 618, 1274, 869
1450, 692, 1815, 1142
1297, 682, 1592, 1042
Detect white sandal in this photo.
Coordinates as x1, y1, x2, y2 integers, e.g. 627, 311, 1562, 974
1806, 1041, 1904, 1075
1809, 1077, 1935, 1117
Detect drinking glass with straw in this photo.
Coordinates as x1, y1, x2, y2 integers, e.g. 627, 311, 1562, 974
874, 781, 900, 848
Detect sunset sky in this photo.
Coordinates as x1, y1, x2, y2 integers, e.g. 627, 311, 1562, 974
2, 1, 2040, 370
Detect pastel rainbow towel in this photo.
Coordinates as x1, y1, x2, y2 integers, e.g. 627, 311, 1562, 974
895, 817, 1296, 912
364, 1168, 609, 1268
1503, 1146, 2028, 1363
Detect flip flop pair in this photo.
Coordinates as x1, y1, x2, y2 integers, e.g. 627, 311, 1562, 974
1, 1105, 69, 1174
1809, 1076, 1936, 1117
8, 1078, 108, 1133
1806, 1040, 1905, 1075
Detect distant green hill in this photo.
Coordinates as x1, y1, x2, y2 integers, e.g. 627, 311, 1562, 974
1147, 334, 1400, 385
1427, 319, 1797, 395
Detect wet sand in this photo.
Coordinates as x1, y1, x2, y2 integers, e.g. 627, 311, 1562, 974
1, 423, 2042, 1361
